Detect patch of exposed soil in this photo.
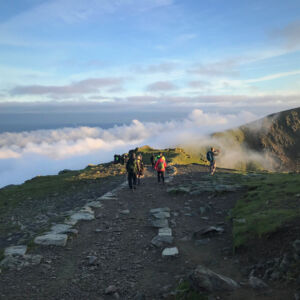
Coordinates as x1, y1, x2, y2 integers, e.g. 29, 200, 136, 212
0, 165, 297, 299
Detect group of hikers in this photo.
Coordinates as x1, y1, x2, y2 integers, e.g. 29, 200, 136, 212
125, 151, 167, 190
113, 154, 129, 165
116, 146, 220, 190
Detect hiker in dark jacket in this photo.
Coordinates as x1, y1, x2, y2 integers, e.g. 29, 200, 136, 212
206, 147, 220, 175
126, 153, 138, 190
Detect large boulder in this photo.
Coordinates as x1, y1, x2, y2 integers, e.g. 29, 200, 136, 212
189, 265, 239, 292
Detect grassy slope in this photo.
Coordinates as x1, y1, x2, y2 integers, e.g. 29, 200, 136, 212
231, 172, 300, 248
0, 163, 126, 212
137, 145, 207, 166
0, 163, 126, 236
140, 146, 300, 248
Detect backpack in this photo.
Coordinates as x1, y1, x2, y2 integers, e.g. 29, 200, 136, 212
127, 159, 137, 173
206, 151, 213, 162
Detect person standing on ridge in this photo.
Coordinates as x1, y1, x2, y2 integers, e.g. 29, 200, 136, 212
150, 154, 155, 169
155, 153, 167, 184
126, 153, 138, 190
206, 147, 220, 175
136, 154, 144, 185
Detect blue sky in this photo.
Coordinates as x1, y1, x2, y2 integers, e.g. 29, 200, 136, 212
0, 0, 300, 114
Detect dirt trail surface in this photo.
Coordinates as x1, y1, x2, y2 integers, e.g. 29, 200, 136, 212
0, 165, 295, 299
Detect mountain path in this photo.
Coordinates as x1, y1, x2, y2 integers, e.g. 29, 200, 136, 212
0, 165, 295, 299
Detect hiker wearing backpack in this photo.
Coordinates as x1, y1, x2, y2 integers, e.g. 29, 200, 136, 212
136, 154, 144, 185
155, 153, 167, 184
206, 147, 220, 175
126, 153, 138, 190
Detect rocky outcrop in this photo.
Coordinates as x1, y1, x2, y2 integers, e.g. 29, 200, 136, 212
189, 265, 239, 292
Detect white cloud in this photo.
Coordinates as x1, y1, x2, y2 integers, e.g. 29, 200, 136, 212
246, 70, 300, 83
0, 109, 262, 187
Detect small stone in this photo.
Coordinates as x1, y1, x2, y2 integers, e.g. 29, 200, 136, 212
248, 276, 269, 289
158, 228, 172, 237
105, 285, 117, 294
120, 209, 130, 215
162, 247, 179, 257
189, 265, 239, 292
193, 226, 224, 238
87, 256, 97, 265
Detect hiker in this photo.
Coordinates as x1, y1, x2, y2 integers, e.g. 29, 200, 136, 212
206, 147, 220, 175
136, 154, 144, 185
122, 153, 128, 165
150, 154, 155, 169
126, 153, 138, 190
155, 153, 167, 184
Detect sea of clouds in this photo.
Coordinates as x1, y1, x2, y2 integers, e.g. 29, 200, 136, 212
0, 109, 269, 188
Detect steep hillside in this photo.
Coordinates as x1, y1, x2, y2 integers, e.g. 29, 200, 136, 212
214, 107, 300, 171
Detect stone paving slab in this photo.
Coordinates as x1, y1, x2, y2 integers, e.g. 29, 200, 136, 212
4, 245, 27, 257
65, 211, 95, 225
158, 227, 172, 237
151, 219, 169, 228
150, 207, 170, 214
151, 235, 174, 247
34, 233, 68, 247
153, 211, 170, 219
162, 247, 179, 257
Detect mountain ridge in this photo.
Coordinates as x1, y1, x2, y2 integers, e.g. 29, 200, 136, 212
213, 106, 300, 171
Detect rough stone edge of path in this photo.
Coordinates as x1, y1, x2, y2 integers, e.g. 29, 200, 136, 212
0, 181, 127, 270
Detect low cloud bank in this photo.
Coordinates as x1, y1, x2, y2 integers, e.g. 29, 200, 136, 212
0, 109, 272, 188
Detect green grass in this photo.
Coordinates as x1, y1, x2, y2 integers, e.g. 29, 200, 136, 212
0, 161, 126, 240
231, 172, 300, 248
0, 163, 126, 212
137, 146, 207, 166
174, 281, 208, 300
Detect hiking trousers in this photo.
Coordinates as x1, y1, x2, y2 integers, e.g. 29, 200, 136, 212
157, 171, 165, 183
128, 172, 137, 189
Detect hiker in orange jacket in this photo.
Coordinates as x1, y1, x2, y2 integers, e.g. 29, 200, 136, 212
154, 153, 167, 184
